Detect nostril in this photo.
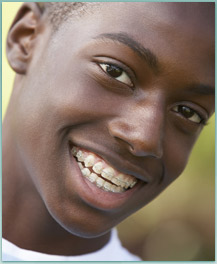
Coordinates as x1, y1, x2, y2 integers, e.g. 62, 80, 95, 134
128, 144, 147, 157
121, 137, 163, 159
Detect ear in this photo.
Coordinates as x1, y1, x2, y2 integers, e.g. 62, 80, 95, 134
6, 3, 43, 74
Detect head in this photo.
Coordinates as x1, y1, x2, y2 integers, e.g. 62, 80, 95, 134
5, 2, 215, 238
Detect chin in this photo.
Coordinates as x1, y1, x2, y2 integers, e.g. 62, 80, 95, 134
45, 198, 118, 238
61, 216, 114, 238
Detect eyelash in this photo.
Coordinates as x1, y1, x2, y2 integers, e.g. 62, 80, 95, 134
95, 59, 135, 89
172, 105, 207, 125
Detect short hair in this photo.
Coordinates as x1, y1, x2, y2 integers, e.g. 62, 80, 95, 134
37, 2, 96, 31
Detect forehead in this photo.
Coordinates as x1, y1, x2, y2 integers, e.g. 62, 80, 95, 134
52, 2, 215, 35
83, 2, 215, 34
53, 2, 215, 51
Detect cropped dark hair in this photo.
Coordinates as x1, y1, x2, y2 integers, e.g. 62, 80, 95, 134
37, 2, 94, 31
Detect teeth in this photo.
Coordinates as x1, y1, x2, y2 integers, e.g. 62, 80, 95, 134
116, 173, 126, 182
111, 177, 121, 186
76, 150, 85, 162
96, 177, 105, 187
130, 181, 137, 188
84, 155, 95, 167
117, 173, 131, 183
103, 181, 113, 191
101, 167, 114, 181
110, 185, 116, 192
88, 173, 98, 183
78, 162, 84, 170
93, 162, 104, 174
71, 147, 78, 156
72, 146, 138, 193
111, 185, 122, 193
104, 182, 124, 193
116, 173, 137, 188
110, 177, 130, 189
115, 186, 124, 193
81, 168, 91, 177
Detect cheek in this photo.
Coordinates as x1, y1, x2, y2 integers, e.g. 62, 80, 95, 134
163, 131, 198, 185
34, 73, 124, 129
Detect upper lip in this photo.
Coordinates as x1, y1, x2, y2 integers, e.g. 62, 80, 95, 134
69, 140, 152, 183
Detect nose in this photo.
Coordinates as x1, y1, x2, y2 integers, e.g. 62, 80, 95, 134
108, 105, 164, 159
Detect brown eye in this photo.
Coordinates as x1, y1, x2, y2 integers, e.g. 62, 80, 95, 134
106, 65, 123, 78
99, 63, 133, 87
179, 106, 194, 118
173, 105, 202, 124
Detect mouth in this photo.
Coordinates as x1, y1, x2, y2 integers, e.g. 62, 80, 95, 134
71, 146, 138, 194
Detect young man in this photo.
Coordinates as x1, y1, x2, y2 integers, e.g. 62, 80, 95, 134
2, 2, 215, 261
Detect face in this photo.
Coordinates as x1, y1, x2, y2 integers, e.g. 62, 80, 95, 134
12, 3, 215, 237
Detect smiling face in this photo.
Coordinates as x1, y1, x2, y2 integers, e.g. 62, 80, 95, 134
9, 2, 215, 237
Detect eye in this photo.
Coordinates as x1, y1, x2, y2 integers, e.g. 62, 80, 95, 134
99, 63, 133, 87
172, 105, 204, 124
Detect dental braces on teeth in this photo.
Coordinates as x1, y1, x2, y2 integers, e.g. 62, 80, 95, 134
71, 147, 137, 193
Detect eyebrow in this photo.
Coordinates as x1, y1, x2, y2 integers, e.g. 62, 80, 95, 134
187, 84, 215, 95
94, 32, 159, 72
93, 33, 214, 95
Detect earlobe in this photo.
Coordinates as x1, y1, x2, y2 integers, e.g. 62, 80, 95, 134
6, 3, 43, 74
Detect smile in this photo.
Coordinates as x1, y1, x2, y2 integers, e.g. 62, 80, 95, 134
71, 147, 138, 193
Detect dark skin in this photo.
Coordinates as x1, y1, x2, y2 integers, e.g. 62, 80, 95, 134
3, 2, 215, 256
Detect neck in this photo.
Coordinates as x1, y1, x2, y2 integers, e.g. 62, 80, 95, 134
2, 117, 111, 256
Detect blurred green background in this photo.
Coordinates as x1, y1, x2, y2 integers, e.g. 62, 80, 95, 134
117, 116, 215, 260
3, 2, 215, 261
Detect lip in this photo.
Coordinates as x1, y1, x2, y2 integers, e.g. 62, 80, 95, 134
67, 142, 146, 210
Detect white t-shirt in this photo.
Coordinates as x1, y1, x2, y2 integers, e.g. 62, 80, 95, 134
2, 229, 141, 261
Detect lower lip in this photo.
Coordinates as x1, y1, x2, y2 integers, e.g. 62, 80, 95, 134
68, 147, 143, 211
